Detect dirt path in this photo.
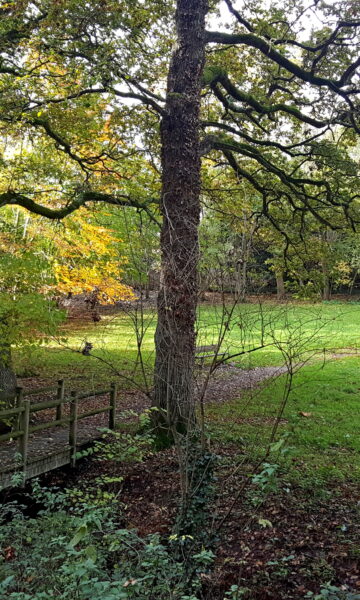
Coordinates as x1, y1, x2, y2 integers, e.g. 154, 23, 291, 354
0, 366, 285, 475
200, 364, 288, 404
1, 353, 357, 477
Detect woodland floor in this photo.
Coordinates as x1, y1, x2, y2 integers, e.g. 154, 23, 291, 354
38, 435, 360, 600
2, 361, 359, 599
3, 298, 360, 598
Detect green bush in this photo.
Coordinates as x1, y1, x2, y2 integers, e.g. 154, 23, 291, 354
0, 480, 210, 600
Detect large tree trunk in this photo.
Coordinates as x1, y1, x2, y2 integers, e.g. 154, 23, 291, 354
0, 343, 16, 402
0, 342, 17, 433
153, 0, 208, 435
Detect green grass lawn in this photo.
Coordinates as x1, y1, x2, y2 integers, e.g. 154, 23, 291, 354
207, 356, 360, 485
197, 300, 360, 367
14, 300, 360, 483
17, 300, 360, 383
16, 310, 158, 388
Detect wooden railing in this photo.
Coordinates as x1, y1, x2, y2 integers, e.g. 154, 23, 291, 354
0, 382, 118, 481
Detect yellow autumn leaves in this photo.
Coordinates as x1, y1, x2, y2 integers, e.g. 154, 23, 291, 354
50, 214, 135, 304
0, 208, 135, 305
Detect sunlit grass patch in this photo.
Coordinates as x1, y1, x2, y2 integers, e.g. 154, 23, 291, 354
206, 357, 360, 485
15, 301, 360, 387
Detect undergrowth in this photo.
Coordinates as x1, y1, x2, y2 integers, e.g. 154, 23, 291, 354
0, 481, 210, 599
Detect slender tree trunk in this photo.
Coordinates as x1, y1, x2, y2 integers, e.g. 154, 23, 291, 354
153, 0, 208, 436
235, 226, 253, 302
276, 270, 286, 301
321, 231, 333, 300
235, 257, 247, 302
322, 263, 331, 301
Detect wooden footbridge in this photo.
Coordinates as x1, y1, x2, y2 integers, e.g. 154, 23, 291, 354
0, 381, 118, 489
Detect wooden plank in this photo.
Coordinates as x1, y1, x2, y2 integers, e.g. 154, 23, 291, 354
0, 380, 122, 488
195, 344, 219, 353
29, 418, 70, 434
195, 352, 226, 359
30, 397, 72, 412
0, 406, 24, 419
15, 386, 24, 432
0, 429, 24, 442
77, 388, 110, 400
18, 399, 30, 483
0, 447, 71, 489
78, 406, 110, 420
24, 386, 58, 396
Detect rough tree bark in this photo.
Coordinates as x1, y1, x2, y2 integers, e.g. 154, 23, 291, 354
153, 0, 208, 436
0, 342, 17, 433
0, 344, 16, 402
276, 270, 286, 301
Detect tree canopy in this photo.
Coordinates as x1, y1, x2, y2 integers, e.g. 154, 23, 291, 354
0, 0, 359, 233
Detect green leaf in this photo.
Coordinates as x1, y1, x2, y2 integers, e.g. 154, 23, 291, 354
85, 544, 97, 562
258, 518, 273, 528
69, 524, 88, 547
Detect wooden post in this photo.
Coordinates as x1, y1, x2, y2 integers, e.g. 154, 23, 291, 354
18, 399, 30, 484
56, 379, 65, 423
15, 385, 23, 406
69, 391, 78, 468
15, 386, 23, 429
109, 383, 117, 430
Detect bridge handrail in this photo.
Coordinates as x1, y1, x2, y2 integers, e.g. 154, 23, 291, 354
0, 381, 118, 482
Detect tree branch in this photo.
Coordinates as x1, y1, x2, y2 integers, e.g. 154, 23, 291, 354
205, 30, 355, 93
0, 190, 160, 225
207, 72, 330, 129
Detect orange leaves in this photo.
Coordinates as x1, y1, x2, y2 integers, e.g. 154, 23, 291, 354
0, 205, 134, 306
55, 215, 120, 260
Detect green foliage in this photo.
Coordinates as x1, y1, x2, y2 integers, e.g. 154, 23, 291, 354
252, 462, 280, 493
208, 356, 360, 486
77, 424, 155, 464
224, 585, 250, 599
68, 420, 155, 509
0, 478, 213, 600
174, 443, 217, 542
0, 235, 64, 407
305, 583, 360, 600
202, 65, 227, 85
0, 213, 64, 354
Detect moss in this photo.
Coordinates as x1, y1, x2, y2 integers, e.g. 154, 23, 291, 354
202, 65, 227, 86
